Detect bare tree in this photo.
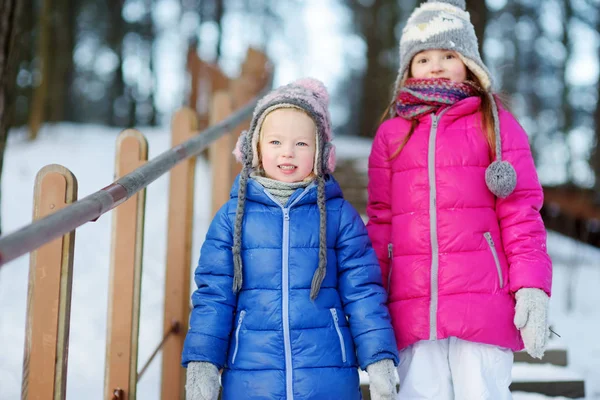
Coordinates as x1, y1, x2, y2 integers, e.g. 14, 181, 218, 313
46, 0, 77, 123
466, 0, 488, 54
0, 0, 25, 235
593, 18, 600, 204
345, 0, 401, 137
27, 0, 51, 140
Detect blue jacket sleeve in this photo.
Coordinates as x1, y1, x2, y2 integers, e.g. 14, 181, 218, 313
181, 202, 237, 368
336, 200, 399, 370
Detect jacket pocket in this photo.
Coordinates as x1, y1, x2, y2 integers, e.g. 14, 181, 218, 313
387, 243, 393, 289
231, 310, 246, 365
329, 308, 347, 363
484, 232, 504, 288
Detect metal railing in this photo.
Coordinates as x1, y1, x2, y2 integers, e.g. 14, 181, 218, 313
0, 83, 269, 268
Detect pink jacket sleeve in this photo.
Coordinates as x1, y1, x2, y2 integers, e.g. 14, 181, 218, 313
367, 122, 393, 289
496, 110, 552, 296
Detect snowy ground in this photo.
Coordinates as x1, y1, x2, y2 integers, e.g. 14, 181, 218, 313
0, 124, 599, 399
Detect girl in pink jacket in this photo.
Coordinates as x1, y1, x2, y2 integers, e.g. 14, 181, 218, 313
366, 0, 552, 398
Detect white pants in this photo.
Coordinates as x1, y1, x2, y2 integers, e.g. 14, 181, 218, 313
396, 337, 513, 400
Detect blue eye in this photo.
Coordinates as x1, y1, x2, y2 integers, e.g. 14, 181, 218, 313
297, 142, 308, 147
269, 140, 281, 145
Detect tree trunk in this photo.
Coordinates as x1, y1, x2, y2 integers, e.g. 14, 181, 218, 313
107, 0, 126, 126
46, 0, 76, 122
593, 36, 600, 204
351, 0, 400, 137
466, 0, 488, 55
0, 0, 25, 235
560, 0, 574, 182
27, 0, 51, 140
214, 0, 224, 62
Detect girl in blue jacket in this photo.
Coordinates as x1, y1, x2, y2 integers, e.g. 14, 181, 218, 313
182, 78, 399, 400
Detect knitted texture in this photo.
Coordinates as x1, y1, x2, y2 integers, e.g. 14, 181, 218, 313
393, 0, 493, 100
252, 173, 313, 206
366, 359, 397, 400
185, 362, 220, 400
231, 78, 334, 300
514, 288, 550, 359
390, 0, 517, 197
396, 78, 479, 120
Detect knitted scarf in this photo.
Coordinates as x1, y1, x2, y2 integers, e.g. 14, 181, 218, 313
396, 78, 480, 120
251, 172, 313, 206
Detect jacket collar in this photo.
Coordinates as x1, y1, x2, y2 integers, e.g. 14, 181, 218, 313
230, 174, 343, 207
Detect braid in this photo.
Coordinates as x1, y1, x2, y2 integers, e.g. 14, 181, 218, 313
310, 175, 327, 300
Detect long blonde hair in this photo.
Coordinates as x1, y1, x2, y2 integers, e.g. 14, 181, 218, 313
384, 71, 501, 160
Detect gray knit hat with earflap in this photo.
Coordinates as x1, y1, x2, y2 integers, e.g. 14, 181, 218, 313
232, 78, 336, 300
392, 0, 516, 198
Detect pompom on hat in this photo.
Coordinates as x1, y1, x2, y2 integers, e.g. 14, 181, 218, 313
231, 78, 335, 300
393, 0, 516, 198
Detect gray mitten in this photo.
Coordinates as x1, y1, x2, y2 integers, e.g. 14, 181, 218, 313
366, 359, 397, 400
185, 361, 220, 400
514, 288, 550, 359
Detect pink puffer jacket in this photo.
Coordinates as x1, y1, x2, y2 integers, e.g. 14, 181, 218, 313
366, 97, 552, 352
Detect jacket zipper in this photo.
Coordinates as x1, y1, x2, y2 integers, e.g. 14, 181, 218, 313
428, 112, 441, 340
484, 232, 504, 288
329, 308, 347, 363
262, 184, 314, 400
231, 310, 246, 364
387, 243, 393, 289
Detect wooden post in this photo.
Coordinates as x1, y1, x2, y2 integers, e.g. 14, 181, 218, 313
241, 48, 270, 89
186, 48, 230, 160
227, 48, 270, 181
209, 91, 234, 217
22, 164, 77, 400
161, 108, 199, 400
104, 130, 148, 400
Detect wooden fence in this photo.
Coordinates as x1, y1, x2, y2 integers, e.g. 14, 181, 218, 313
0, 47, 271, 400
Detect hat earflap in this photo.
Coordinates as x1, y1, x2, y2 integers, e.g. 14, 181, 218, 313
233, 130, 250, 165
485, 93, 517, 198
322, 142, 336, 174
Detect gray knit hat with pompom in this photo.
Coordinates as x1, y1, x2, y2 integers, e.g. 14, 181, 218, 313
232, 78, 336, 300
393, 0, 516, 198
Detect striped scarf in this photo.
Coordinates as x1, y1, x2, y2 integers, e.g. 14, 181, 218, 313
396, 78, 480, 120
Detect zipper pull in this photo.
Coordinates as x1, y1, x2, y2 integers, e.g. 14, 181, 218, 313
388, 243, 393, 259
284, 209, 290, 221
332, 309, 339, 322
238, 310, 246, 323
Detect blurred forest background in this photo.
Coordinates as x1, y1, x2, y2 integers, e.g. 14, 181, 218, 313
0, 0, 599, 218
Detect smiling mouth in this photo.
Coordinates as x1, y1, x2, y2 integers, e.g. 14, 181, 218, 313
278, 165, 296, 170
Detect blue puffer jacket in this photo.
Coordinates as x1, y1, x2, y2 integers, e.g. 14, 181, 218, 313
182, 175, 398, 400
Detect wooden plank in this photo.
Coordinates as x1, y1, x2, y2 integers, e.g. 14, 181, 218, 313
359, 381, 586, 399
228, 78, 255, 181
22, 165, 77, 400
104, 130, 148, 400
161, 108, 199, 400
514, 349, 568, 367
209, 91, 234, 217
509, 381, 585, 398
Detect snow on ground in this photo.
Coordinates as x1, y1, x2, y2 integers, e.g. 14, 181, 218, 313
0, 124, 599, 399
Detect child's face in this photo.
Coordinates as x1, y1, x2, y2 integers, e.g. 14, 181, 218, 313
410, 49, 467, 83
259, 108, 316, 183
